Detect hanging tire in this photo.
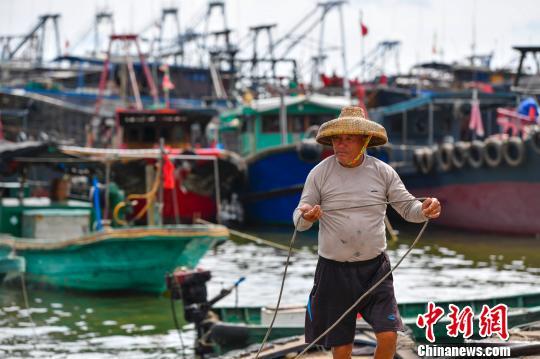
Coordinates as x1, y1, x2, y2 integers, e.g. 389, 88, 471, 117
467, 140, 485, 168
528, 126, 540, 155
451, 142, 469, 169
436, 143, 453, 172
414, 147, 435, 174
502, 137, 525, 167
296, 138, 323, 163
483, 138, 503, 168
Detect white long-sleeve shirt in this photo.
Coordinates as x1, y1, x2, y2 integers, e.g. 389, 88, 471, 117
293, 155, 427, 261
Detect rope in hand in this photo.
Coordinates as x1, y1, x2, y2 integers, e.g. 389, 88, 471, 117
254, 197, 429, 359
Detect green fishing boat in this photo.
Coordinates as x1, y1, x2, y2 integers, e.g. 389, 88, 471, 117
205, 291, 540, 353
0, 207, 228, 293
0, 141, 229, 293
166, 267, 540, 355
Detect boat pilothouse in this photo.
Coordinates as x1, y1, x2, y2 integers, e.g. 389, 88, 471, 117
115, 107, 215, 150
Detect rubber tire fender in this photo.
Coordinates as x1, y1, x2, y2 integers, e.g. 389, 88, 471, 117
451, 141, 469, 169
483, 138, 503, 168
528, 126, 540, 155
467, 140, 485, 169
436, 143, 453, 172
502, 137, 525, 167
296, 138, 323, 163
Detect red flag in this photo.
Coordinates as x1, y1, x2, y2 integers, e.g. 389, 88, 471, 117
360, 22, 368, 36
162, 74, 175, 91
529, 105, 537, 121
162, 154, 175, 190
469, 99, 485, 137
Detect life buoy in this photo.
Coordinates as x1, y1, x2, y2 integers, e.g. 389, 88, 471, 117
436, 143, 453, 172
296, 138, 323, 163
528, 126, 540, 155
483, 138, 503, 168
414, 147, 435, 174
467, 140, 484, 168
451, 142, 469, 169
502, 137, 525, 167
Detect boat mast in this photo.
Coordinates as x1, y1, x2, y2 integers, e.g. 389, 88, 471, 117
337, 1, 350, 101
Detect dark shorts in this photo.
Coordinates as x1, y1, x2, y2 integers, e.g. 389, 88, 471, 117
305, 252, 403, 347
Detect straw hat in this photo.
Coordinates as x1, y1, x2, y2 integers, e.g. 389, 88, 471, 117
316, 106, 387, 147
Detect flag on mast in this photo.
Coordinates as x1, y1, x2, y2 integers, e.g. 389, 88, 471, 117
360, 21, 368, 36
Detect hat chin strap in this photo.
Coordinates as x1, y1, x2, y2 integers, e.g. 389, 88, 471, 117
346, 135, 372, 166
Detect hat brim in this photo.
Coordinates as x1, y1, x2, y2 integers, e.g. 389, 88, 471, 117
315, 117, 388, 147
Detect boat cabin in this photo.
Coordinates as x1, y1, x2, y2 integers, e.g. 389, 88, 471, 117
219, 94, 351, 155
116, 107, 218, 149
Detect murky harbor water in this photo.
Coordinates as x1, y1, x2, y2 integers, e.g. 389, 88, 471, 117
1, 225, 539, 358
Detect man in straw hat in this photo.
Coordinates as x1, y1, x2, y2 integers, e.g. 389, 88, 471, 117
294, 106, 441, 359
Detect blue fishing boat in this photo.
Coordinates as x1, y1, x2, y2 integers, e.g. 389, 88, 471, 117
219, 94, 351, 224
369, 84, 540, 234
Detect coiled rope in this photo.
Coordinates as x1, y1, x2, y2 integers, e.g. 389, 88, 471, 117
113, 163, 162, 226
254, 197, 429, 358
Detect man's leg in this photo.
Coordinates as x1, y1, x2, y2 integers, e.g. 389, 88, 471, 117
374, 331, 397, 359
332, 343, 353, 359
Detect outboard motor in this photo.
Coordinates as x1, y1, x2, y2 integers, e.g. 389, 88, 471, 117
166, 269, 244, 357
167, 269, 212, 322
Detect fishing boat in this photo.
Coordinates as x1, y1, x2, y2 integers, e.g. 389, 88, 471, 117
207, 291, 540, 352
362, 46, 540, 235
219, 94, 352, 224
0, 141, 229, 293
224, 330, 418, 359
369, 87, 540, 234
166, 268, 540, 356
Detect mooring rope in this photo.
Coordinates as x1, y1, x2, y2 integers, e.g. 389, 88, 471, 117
20, 273, 39, 349
254, 197, 430, 358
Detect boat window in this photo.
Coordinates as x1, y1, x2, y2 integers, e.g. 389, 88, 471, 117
261, 115, 280, 133
160, 127, 171, 142
143, 126, 156, 142
308, 115, 333, 127
241, 115, 252, 133
172, 125, 184, 142
125, 127, 141, 142
389, 114, 403, 134
289, 116, 305, 133
414, 116, 427, 134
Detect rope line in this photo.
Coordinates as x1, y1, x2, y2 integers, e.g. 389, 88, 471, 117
20, 273, 38, 349
254, 198, 429, 358
294, 220, 429, 358
253, 215, 302, 358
